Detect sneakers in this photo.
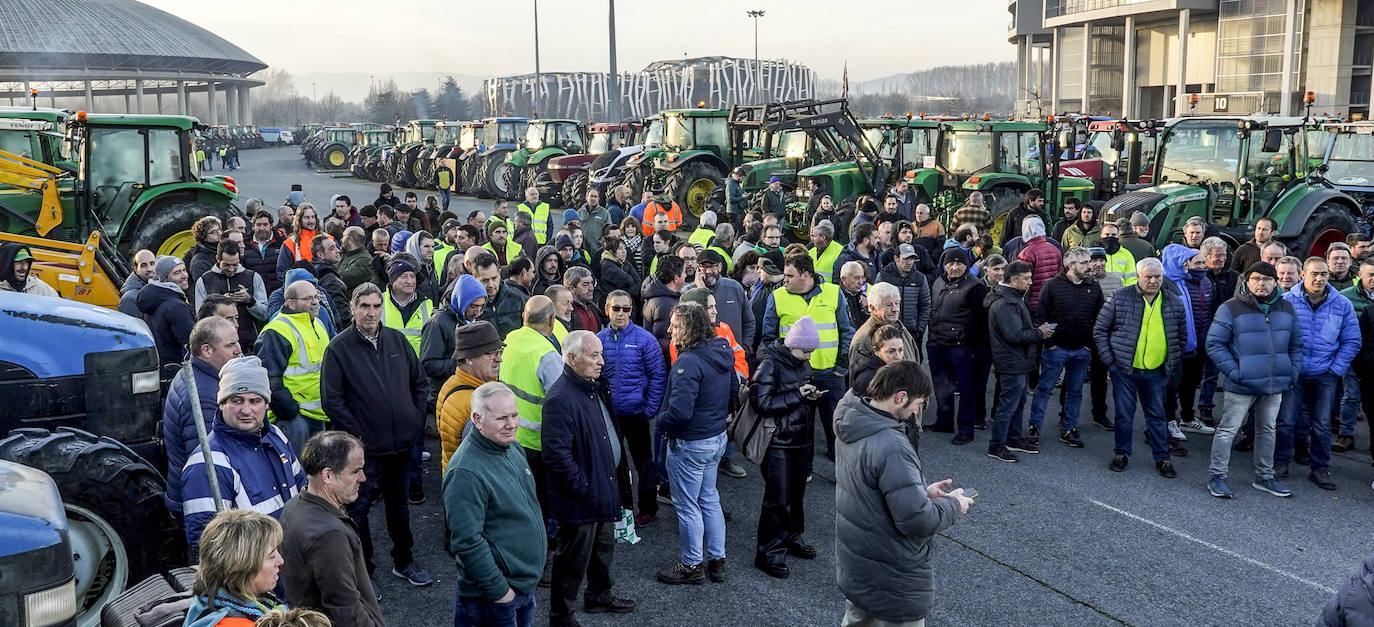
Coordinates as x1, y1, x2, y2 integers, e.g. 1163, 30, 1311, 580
1059, 429, 1084, 448
391, 562, 435, 587
1178, 419, 1216, 435
706, 557, 727, 583
1006, 438, 1039, 454
719, 459, 747, 478
1167, 420, 1187, 441
950, 433, 974, 446
1093, 416, 1115, 431
1155, 459, 1177, 479
1310, 469, 1337, 491
1274, 463, 1289, 479
1207, 474, 1233, 498
584, 594, 636, 614
986, 446, 1019, 463
1252, 478, 1293, 497
1026, 425, 1041, 445
657, 562, 705, 585
1109, 453, 1128, 472
1333, 435, 1355, 453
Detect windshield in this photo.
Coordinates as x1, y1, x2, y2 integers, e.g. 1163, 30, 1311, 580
1085, 131, 1119, 165
420, 124, 436, 141
552, 123, 584, 152
588, 131, 613, 154
330, 130, 351, 143
902, 128, 937, 170
87, 127, 185, 188
1327, 133, 1374, 185
642, 119, 664, 147
665, 115, 694, 150
460, 127, 477, 150
940, 131, 993, 174
0, 130, 38, 160
524, 123, 545, 149
1159, 121, 1241, 184
1307, 128, 1332, 160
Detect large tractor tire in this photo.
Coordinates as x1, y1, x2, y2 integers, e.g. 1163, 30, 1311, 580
621, 165, 648, 200
321, 144, 348, 169
1292, 202, 1360, 258
0, 427, 184, 626
665, 161, 725, 231
461, 158, 482, 195
126, 201, 229, 258
473, 159, 493, 199
561, 171, 590, 208
501, 164, 525, 201
418, 159, 436, 189
410, 155, 427, 188
484, 151, 515, 200
985, 184, 1025, 244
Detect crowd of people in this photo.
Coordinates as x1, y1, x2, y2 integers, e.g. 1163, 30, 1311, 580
78, 175, 1374, 626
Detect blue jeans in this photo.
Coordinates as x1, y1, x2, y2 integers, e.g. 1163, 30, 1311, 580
1340, 369, 1363, 436
989, 371, 1028, 450
440, 188, 451, 211
665, 431, 727, 566
1111, 367, 1170, 461
1276, 372, 1337, 471
454, 589, 535, 627
1029, 346, 1090, 432
928, 344, 978, 436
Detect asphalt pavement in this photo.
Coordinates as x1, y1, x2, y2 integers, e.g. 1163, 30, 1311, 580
228, 146, 1374, 626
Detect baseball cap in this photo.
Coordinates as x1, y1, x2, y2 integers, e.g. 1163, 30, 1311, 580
898, 243, 918, 259
699, 249, 726, 267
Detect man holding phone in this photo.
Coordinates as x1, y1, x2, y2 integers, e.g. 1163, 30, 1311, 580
1027, 247, 1103, 449
834, 361, 974, 627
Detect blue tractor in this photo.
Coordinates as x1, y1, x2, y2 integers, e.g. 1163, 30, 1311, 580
0, 459, 79, 627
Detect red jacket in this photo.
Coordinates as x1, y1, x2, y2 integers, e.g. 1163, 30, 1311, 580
1016, 236, 1062, 315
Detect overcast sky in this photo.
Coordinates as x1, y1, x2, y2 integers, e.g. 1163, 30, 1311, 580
141, 0, 1014, 82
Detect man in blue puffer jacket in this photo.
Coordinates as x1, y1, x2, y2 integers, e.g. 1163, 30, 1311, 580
162, 317, 241, 522
1204, 262, 1302, 499
1276, 256, 1361, 490
597, 289, 666, 526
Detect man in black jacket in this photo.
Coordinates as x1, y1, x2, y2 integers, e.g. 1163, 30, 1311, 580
927, 249, 989, 444
245, 210, 284, 295
320, 282, 435, 588
1027, 247, 1103, 449
998, 189, 1048, 247
542, 330, 636, 625
985, 260, 1052, 462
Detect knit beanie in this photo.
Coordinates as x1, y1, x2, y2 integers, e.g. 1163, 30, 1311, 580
784, 316, 821, 350
390, 230, 412, 253
563, 209, 581, 224
154, 255, 184, 281
388, 257, 417, 284
217, 356, 271, 404
680, 286, 712, 308
1246, 261, 1278, 280
555, 233, 575, 251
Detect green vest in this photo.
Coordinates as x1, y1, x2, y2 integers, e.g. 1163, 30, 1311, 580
482, 239, 523, 263
485, 214, 515, 238
808, 241, 843, 280
261, 312, 329, 422
773, 283, 841, 369
688, 228, 714, 248
500, 326, 558, 450
382, 291, 432, 357
1133, 293, 1167, 370
436, 168, 452, 189
519, 201, 551, 245
707, 245, 734, 273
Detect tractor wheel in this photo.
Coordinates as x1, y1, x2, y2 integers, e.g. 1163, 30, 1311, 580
985, 185, 1024, 244
501, 164, 524, 201
126, 201, 229, 258
322, 144, 348, 169
621, 165, 647, 200
412, 156, 427, 188
461, 158, 482, 195
474, 159, 493, 199
665, 161, 725, 230
0, 427, 184, 626
562, 171, 590, 208
1293, 202, 1359, 258
484, 151, 515, 199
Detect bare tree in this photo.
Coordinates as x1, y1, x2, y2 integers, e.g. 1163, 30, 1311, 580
317, 91, 344, 122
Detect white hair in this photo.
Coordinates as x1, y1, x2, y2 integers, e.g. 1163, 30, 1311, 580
470, 382, 515, 419
1136, 257, 1164, 274
563, 330, 599, 362
1199, 236, 1228, 256
840, 260, 868, 280
868, 281, 900, 305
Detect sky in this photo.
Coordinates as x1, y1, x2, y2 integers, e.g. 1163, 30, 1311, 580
140, 0, 1015, 83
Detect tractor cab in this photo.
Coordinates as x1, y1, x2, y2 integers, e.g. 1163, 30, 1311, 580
730, 99, 850, 196
473, 117, 529, 199
1315, 121, 1374, 219
589, 117, 661, 197
546, 123, 639, 206
501, 119, 588, 201
646, 109, 734, 224
1059, 119, 1162, 199
520, 120, 587, 156
0, 107, 70, 166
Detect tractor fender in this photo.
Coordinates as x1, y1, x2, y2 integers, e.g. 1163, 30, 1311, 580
659, 152, 728, 175
527, 147, 569, 165
626, 149, 663, 169
1270, 187, 1362, 239
965, 172, 1030, 192
907, 169, 940, 200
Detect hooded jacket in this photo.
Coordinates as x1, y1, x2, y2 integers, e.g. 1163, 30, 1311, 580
266, 268, 337, 337
0, 243, 58, 297
751, 342, 815, 448
600, 251, 642, 300
541, 366, 624, 524
984, 284, 1041, 374
641, 278, 681, 356
421, 274, 487, 406
1161, 243, 1212, 353
337, 245, 374, 295
654, 336, 737, 441
313, 261, 350, 330
1206, 284, 1303, 396
833, 392, 961, 623
597, 321, 667, 418
1283, 281, 1361, 377
137, 281, 195, 366
1015, 222, 1061, 315
118, 271, 147, 318
531, 244, 565, 297
161, 357, 220, 518
834, 242, 880, 285
185, 241, 218, 288
877, 261, 932, 341
320, 325, 428, 456
1321, 553, 1374, 627
476, 280, 528, 338
404, 234, 441, 305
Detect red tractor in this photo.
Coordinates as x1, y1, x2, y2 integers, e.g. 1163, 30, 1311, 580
545, 122, 640, 207
1056, 119, 1161, 203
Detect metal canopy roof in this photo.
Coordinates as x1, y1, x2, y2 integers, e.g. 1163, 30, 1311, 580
0, 0, 266, 75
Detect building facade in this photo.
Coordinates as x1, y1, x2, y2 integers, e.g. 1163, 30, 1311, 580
1009, 0, 1372, 119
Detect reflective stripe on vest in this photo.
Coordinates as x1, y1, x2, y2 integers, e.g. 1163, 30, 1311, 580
519, 201, 551, 244
499, 326, 557, 451
381, 290, 432, 357
773, 282, 842, 369
809, 241, 843, 279
262, 312, 328, 422
646, 201, 682, 232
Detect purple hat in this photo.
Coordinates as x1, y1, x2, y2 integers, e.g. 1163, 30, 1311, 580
784, 316, 821, 350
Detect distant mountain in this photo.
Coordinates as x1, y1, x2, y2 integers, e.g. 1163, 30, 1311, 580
295, 72, 489, 102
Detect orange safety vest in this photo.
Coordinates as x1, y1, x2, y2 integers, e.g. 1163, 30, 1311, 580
668, 322, 748, 378
641, 201, 683, 236
282, 229, 318, 262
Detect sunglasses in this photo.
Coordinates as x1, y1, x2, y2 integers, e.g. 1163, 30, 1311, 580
610, 305, 633, 312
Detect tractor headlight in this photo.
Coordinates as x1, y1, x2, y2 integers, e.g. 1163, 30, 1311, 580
25, 578, 76, 627
131, 370, 160, 395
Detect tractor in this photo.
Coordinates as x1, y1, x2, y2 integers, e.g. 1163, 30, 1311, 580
589, 115, 662, 200
1314, 122, 1374, 228
385, 119, 440, 188
733, 99, 855, 214
304, 125, 355, 169
1099, 116, 1361, 257
472, 117, 530, 199
349, 127, 396, 181
491, 119, 587, 202
1056, 118, 1161, 202
444, 121, 484, 195
545, 122, 638, 207
416, 121, 467, 189
615, 109, 725, 207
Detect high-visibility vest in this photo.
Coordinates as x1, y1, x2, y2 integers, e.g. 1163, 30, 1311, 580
518, 201, 551, 244
688, 228, 714, 248
553, 318, 569, 343
381, 291, 432, 357
485, 214, 515, 238
500, 326, 558, 451
261, 311, 329, 422
436, 167, 452, 190
772, 283, 841, 370
482, 239, 523, 265
432, 243, 452, 279
707, 245, 734, 273
808, 240, 843, 280
642, 201, 682, 235
1105, 248, 1138, 286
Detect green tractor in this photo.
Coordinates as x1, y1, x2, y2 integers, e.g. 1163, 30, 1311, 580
1, 111, 239, 261
1313, 121, 1374, 220
349, 127, 396, 181
731, 99, 851, 213
305, 125, 356, 169
386, 119, 439, 188
617, 109, 728, 210
496, 119, 588, 203
1100, 116, 1361, 257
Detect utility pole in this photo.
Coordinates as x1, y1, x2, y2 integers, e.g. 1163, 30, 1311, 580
533, 0, 542, 116
747, 10, 766, 104
608, 0, 619, 121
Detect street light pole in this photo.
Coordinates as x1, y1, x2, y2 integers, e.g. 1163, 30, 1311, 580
608, 0, 619, 121
747, 10, 765, 104
534, 0, 542, 116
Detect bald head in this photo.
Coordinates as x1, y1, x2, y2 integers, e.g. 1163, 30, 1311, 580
282, 280, 320, 317
524, 295, 555, 330
133, 249, 157, 281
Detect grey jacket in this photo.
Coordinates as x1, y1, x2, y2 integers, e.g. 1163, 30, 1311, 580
834, 391, 961, 623
118, 272, 146, 319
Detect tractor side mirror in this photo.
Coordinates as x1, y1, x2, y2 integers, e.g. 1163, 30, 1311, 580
1261, 128, 1284, 153
1057, 130, 1071, 151
1112, 133, 1125, 152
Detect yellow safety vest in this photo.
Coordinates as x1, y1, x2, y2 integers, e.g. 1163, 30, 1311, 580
553, 318, 569, 343
688, 228, 714, 248
808, 241, 843, 280
518, 201, 551, 244
381, 291, 432, 357
500, 326, 558, 451
1105, 248, 1138, 286
433, 243, 452, 280
773, 283, 841, 369
261, 311, 329, 422
707, 245, 734, 273
482, 239, 524, 263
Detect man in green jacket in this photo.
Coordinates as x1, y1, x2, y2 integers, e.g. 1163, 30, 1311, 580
444, 382, 546, 624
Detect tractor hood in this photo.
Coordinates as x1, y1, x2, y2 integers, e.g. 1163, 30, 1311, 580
0, 460, 68, 559
1099, 185, 1194, 222
741, 157, 796, 190
798, 160, 861, 178
0, 291, 153, 378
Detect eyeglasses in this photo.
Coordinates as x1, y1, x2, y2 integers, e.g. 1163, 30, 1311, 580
610, 305, 633, 312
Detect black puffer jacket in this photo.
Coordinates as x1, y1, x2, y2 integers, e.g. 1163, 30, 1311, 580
1093, 285, 1187, 379
641, 278, 680, 356
750, 342, 814, 448
877, 261, 931, 342
476, 281, 528, 339
185, 242, 218, 289
1035, 273, 1103, 350
600, 253, 642, 300
928, 273, 987, 347
136, 282, 195, 367
984, 284, 1041, 374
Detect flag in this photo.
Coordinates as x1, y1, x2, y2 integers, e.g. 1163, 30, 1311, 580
842, 61, 849, 99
